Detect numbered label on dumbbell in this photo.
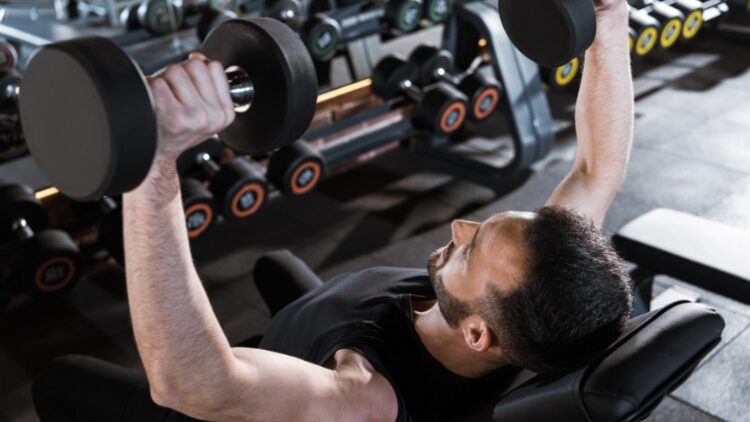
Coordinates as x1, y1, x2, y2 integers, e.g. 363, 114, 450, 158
185, 204, 214, 238
230, 183, 266, 218
425, 0, 451, 22
291, 161, 322, 195
35, 257, 76, 292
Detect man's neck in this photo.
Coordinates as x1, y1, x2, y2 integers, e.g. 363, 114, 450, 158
413, 301, 502, 379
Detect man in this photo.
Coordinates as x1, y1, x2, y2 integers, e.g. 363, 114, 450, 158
32, 0, 634, 420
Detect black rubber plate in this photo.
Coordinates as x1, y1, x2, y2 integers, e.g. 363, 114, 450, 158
20, 37, 156, 201
201, 18, 318, 155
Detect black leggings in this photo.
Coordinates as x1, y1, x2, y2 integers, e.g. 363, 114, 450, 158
32, 250, 323, 422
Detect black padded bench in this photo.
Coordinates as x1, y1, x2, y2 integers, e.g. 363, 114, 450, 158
613, 208, 750, 313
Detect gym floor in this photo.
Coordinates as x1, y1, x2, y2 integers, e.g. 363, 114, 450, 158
1, 31, 750, 422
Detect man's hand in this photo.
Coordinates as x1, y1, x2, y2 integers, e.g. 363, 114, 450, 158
593, 0, 628, 16
147, 52, 235, 163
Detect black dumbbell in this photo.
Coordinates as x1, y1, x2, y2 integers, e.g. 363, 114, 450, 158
267, 141, 325, 196
20, 17, 318, 202
0, 184, 82, 297
301, 14, 342, 62
422, 0, 453, 23
0, 39, 18, 74
266, 0, 305, 27
181, 178, 218, 239
120, 0, 185, 35
540, 57, 582, 92
194, 152, 269, 220
408, 46, 502, 122
385, 0, 424, 33
196, 7, 238, 42
630, 7, 660, 57
372, 55, 469, 136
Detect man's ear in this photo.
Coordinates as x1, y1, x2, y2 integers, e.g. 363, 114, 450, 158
463, 317, 493, 352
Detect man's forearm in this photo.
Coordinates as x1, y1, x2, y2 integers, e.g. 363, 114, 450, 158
574, 4, 634, 180
123, 160, 235, 401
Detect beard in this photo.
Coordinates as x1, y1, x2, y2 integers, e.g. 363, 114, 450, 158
426, 241, 471, 328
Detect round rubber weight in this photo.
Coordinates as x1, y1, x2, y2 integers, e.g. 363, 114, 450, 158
459, 72, 502, 121
302, 14, 342, 61
371, 55, 418, 100
201, 18, 318, 155
20, 37, 157, 201
181, 178, 217, 239
408, 45, 454, 86
415, 83, 468, 135
17, 229, 82, 297
498, 0, 596, 68
211, 158, 268, 220
267, 141, 324, 196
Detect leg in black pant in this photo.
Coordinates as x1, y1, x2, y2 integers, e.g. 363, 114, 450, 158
253, 249, 323, 317
33, 355, 171, 422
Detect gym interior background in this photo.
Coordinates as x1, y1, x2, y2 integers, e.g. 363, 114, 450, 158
0, 0, 748, 420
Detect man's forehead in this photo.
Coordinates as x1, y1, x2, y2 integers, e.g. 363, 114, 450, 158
475, 211, 534, 290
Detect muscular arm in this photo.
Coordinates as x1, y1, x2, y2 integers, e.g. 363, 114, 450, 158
546, 2, 634, 228
123, 58, 397, 422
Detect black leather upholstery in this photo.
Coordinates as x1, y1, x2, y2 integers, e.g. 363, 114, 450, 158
489, 301, 724, 422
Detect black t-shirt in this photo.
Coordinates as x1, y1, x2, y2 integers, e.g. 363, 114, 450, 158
259, 266, 502, 421
168, 267, 504, 421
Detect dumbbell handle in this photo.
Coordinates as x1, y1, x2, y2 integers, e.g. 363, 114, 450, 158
11, 218, 34, 241
433, 56, 484, 86
399, 79, 423, 101
195, 152, 221, 176
226, 67, 255, 112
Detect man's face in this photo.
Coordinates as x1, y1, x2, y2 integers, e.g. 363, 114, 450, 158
427, 211, 534, 327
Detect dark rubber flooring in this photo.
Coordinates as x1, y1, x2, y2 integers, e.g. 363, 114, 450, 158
1, 26, 749, 422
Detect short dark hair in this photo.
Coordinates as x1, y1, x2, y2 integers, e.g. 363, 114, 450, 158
480, 206, 633, 373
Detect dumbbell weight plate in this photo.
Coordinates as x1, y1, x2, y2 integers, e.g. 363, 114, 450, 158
211, 158, 268, 220
120, 3, 141, 29
498, 0, 596, 68
371, 55, 419, 100
301, 14, 342, 62
459, 72, 502, 121
20, 38, 157, 201
415, 83, 468, 136
386, 0, 424, 33
16, 230, 82, 297
201, 18, 318, 154
408, 45, 454, 87
423, 0, 452, 23
267, 141, 324, 196
181, 178, 217, 239
138, 0, 185, 35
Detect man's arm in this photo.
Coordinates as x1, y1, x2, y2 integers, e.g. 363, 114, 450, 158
123, 56, 397, 421
546, 1, 634, 228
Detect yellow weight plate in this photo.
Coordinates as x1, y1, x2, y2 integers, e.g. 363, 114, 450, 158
682, 10, 703, 40
636, 27, 658, 56
660, 19, 682, 48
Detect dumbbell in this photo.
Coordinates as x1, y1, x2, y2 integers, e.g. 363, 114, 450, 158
648, 2, 685, 49
0, 183, 82, 297
120, 0, 185, 35
191, 152, 269, 220
372, 55, 469, 136
265, 0, 305, 27
630, 7, 660, 57
540, 57, 582, 92
267, 141, 325, 196
196, 7, 238, 42
300, 0, 423, 63
181, 178, 218, 239
19, 17, 318, 202
407, 46, 502, 122
671, 0, 704, 40
0, 39, 18, 74
422, 0, 453, 23
0, 71, 21, 112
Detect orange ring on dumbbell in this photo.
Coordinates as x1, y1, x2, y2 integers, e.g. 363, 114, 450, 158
440, 102, 467, 134
185, 202, 214, 239
34, 256, 76, 293
290, 160, 322, 195
473, 86, 500, 120
230, 182, 266, 218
